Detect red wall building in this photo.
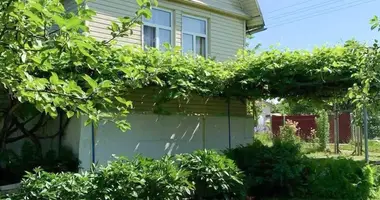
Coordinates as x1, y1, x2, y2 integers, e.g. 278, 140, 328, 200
271, 113, 351, 143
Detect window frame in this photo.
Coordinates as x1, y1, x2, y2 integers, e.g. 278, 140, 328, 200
142, 7, 174, 50
181, 14, 208, 57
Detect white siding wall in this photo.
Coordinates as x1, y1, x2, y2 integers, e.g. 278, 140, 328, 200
86, 0, 246, 61
71, 114, 253, 169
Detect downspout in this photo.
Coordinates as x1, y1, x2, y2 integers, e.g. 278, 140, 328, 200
202, 115, 206, 149
91, 122, 96, 164
227, 98, 231, 149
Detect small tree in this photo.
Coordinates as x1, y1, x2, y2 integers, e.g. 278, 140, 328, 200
0, 0, 157, 152
316, 110, 330, 151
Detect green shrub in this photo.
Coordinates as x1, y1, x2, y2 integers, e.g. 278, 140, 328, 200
89, 157, 146, 199
176, 150, 245, 200
91, 156, 192, 200
277, 120, 301, 144
8, 156, 193, 200
225, 138, 305, 198
10, 168, 94, 200
225, 138, 380, 200
133, 156, 193, 199
316, 110, 330, 151
304, 158, 378, 200
254, 132, 272, 146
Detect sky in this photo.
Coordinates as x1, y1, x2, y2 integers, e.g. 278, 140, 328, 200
249, 0, 380, 51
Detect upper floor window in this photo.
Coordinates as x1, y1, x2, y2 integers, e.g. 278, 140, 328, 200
143, 8, 172, 50
182, 15, 207, 57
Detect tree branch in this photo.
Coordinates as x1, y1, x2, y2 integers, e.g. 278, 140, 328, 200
103, 11, 143, 44
25, 89, 89, 101
0, 0, 13, 41
12, 116, 42, 153
38, 118, 70, 139
29, 114, 46, 134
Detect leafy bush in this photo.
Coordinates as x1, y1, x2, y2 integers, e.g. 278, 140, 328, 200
176, 150, 245, 200
89, 157, 146, 199
225, 137, 380, 199
253, 132, 272, 146
10, 168, 94, 200
137, 156, 193, 199
316, 110, 330, 150
369, 114, 380, 139
8, 156, 193, 200
276, 120, 301, 144
225, 138, 305, 198
92, 156, 192, 200
304, 158, 378, 200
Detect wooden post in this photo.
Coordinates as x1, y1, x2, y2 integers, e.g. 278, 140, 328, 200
334, 105, 339, 154
363, 107, 369, 163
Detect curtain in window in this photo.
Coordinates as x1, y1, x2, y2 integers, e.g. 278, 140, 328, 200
143, 26, 156, 49
196, 36, 206, 57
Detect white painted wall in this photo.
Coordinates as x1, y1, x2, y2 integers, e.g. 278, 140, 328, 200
67, 114, 254, 170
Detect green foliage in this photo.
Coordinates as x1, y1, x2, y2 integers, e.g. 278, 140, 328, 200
254, 132, 272, 146
370, 15, 380, 31
0, 141, 79, 186
90, 157, 147, 199
305, 158, 378, 200
277, 120, 301, 144
10, 156, 192, 200
248, 101, 263, 127
347, 24, 380, 115
0, 0, 377, 133
272, 99, 321, 115
10, 168, 94, 200
225, 138, 380, 199
176, 150, 245, 200
315, 110, 330, 150
224, 138, 304, 198
367, 109, 380, 139
10, 151, 244, 200
0, 0, 158, 131
92, 156, 192, 200
7, 147, 380, 200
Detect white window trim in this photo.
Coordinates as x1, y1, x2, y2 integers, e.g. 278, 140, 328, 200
142, 7, 174, 50
182, 14, 208, 57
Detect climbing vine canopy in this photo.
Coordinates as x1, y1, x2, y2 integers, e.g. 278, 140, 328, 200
0, 0, 379, 130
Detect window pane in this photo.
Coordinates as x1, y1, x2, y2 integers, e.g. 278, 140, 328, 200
159, 29, 171, 50
196, 36, 206, 57
183, 34, 193, 54
143, 8, 171, 27
183, 16, 206, 34
144, 25, 156, 49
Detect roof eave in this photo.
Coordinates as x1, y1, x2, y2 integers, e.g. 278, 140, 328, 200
246, 0, 265, 34
168, 0, 251, 20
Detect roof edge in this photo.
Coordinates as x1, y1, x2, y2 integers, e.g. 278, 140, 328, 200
167, 0, 251, 20
242, 0, 265, 34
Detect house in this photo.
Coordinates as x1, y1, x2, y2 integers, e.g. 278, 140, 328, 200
254, 101, 273, 133
62, 0, 266, 169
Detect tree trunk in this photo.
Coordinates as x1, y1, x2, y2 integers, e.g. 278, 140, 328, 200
0, 101, 19, 152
